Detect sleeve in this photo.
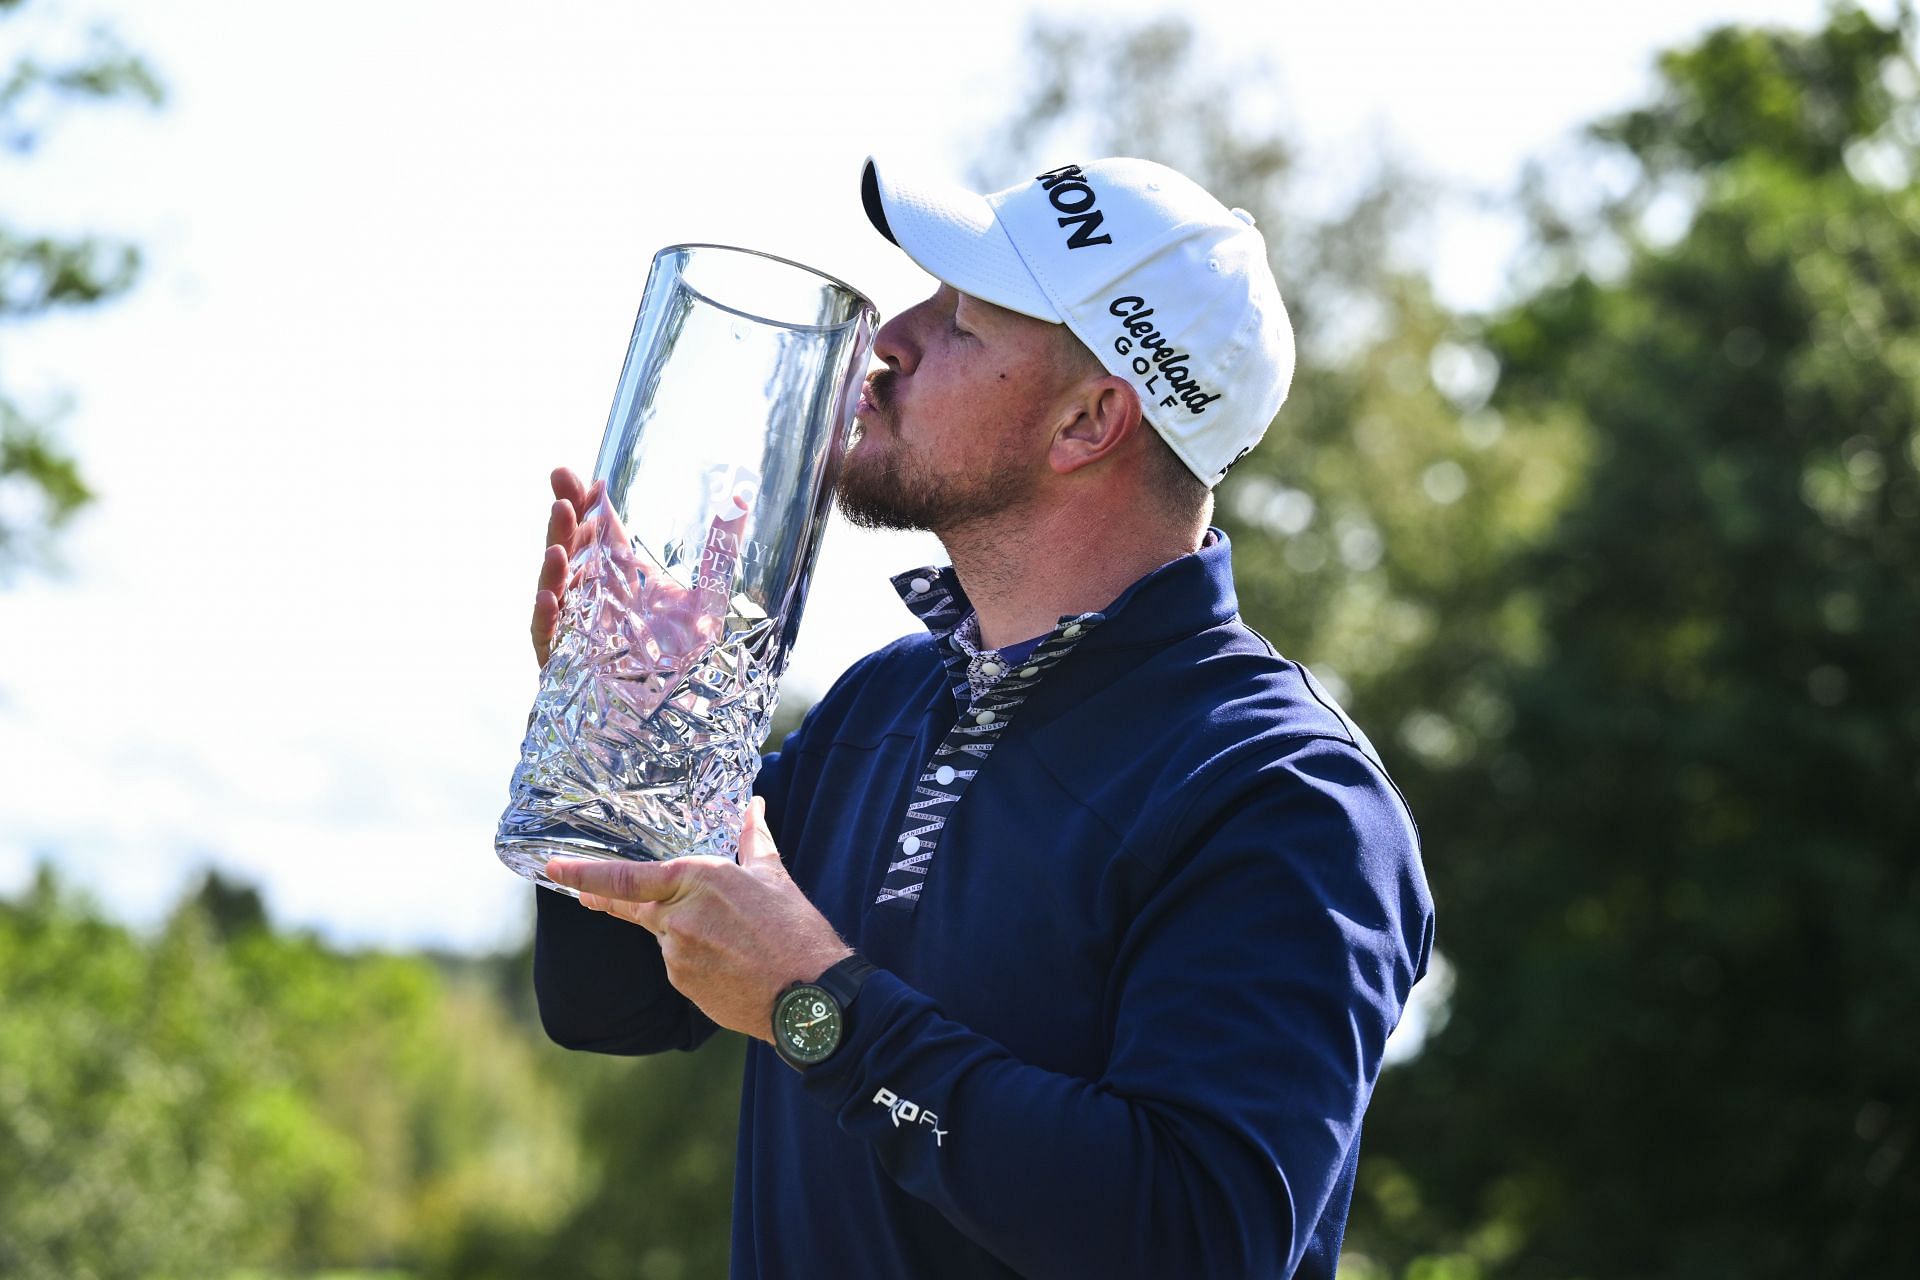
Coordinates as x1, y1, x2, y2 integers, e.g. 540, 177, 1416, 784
792, 736, 1433, 1279
533, 884, 712, 1054
531, 738, 805, 1056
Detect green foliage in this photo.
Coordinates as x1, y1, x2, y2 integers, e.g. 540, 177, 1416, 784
425, 1012, 743, 1280
0, 869, 743, 1279
1357, 6, 1920, 1275
0, 0, 162, 579
983, 14, 1585, 806
1226, 279, 1585, 757
1, 869, 344, 1278
990, 8, 1920, 1275
0, 0, 162, 156
0, 870, 582, 1278
0, 397, 92, 570
981, 15, 1423, 353
1596, 4, 1912, 178
8, 8, 1915, 1277
0, 225, 142, 314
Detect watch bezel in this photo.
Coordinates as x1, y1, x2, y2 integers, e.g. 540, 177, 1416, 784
773, 982, 842, 1067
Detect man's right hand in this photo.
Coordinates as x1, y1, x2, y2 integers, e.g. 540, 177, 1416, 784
530, 466, 747, 672
532, 466, 599, 668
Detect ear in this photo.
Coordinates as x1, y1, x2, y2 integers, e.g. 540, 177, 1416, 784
1047, 375, 1144, 476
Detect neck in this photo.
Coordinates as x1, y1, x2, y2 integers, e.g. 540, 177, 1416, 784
936, 489, 1210, 650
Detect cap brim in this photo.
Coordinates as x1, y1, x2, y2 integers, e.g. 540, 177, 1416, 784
861, 157, 1061, 323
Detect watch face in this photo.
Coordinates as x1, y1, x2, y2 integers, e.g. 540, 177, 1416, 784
775, 985, 841, 1065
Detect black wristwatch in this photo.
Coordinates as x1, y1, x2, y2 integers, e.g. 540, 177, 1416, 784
771, 954, 877, 1070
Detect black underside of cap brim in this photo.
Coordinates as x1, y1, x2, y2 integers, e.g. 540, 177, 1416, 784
861, 163, 897, 245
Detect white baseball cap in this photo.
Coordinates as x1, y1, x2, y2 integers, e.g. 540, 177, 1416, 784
860, 155, 1295, 486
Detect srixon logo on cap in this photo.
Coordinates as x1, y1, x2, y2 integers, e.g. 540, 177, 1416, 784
1034, 164, 1113, 249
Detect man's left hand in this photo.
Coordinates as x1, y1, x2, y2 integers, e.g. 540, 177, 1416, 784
545, 799, 853, 1042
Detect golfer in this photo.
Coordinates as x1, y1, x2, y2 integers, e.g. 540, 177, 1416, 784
531, 156, 1433, 1279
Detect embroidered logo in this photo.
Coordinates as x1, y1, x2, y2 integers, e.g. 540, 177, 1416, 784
1108, 295, 1221, 416
1035, 163, 1114, 249
873, 1087, 947, 1146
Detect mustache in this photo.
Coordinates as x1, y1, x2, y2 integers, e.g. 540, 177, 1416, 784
863, 369, 896, 417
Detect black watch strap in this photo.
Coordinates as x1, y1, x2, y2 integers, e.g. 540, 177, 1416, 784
814, 953, 877, 1010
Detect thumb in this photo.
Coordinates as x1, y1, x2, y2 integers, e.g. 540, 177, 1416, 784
739, 797, 783, 874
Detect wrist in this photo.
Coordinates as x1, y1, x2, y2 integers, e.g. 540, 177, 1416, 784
804, 945, 858, 985
756, 944, 854, 1040
770, 953, 877, 1070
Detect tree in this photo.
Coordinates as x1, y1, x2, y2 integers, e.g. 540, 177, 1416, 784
0, 0, 161, 578
984, 10, 1920, 1274
978, 17, 1601, 1275
0, 867, 595, 1278
1357, 7, 1920, 1274
977, 16, 1582, 766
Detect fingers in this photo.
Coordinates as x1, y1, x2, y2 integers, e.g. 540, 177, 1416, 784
531, 544, 570, 666
549, 470, 610, 560
545, 499, 578, 555
537, 542, 568, 597
531, 589, 560, 666
548, 856, 696, 906
739, 797, 782, 873
536, 474, 585, 670
577, 890, 666, 934
550, 466, 591, 511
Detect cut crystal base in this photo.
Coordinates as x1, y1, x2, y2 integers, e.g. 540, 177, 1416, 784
496, 513, 779, 893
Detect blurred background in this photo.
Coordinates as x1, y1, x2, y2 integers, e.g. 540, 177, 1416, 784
2, 0, 1916, 1275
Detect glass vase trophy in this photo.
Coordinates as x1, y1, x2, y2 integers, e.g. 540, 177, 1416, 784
497, 245, 877, 892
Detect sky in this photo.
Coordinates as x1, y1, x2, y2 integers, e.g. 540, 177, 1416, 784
0, 0, 1868, 951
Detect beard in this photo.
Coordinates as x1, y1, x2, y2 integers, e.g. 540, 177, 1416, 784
835, 372, 1038, 533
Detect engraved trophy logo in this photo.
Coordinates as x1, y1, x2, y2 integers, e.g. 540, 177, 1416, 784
497, 245, 877, 892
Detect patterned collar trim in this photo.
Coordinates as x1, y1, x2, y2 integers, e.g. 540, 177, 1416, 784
875, 567, 1108, 911
872, 534, 1234, 913
888, 527, 1228, 650
890, 566, 1108, 708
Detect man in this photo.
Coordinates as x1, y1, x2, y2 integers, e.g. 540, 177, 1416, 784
530, 157, 1433, 1279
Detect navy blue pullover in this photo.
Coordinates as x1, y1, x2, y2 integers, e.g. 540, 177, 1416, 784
534, 531, 1433, 1278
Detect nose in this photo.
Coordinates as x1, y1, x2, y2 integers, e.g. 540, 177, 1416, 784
872, 290, 940, 375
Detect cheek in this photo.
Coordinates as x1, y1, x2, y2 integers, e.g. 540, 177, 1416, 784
981, 360, 1056, 429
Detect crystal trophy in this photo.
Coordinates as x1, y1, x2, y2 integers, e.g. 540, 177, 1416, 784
497, 245, 877, 892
